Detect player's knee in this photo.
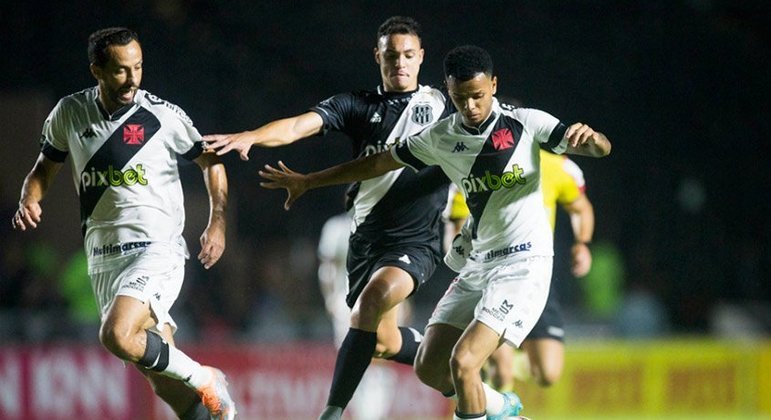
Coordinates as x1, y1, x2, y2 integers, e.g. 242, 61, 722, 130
533, 365, 562, 387
414, 350, 438, 387
98, 322, 135, 360
450, 347, 481, 380
356, 287, 390, 321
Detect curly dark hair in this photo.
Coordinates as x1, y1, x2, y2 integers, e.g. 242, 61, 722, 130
443, 45, 493, 81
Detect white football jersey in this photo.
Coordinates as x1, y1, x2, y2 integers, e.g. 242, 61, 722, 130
392, 99, 568, 262
40, 87, 204, 271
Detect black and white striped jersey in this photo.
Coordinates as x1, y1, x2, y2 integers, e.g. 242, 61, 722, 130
39, 87, 203, 270
310, 85, 452, 248
392, 99, 569, 261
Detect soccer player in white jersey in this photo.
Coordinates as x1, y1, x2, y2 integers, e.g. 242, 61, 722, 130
205, 17, 451, 420
258, 45, 612, 420
11, 28, 235, 419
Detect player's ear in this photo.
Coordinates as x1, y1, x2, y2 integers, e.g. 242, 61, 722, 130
491, 76, 498, 95
374, 47, 381, 65
89, 63, 101, 81
418, 48, 424, 64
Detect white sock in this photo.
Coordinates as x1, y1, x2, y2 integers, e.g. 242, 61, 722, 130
482, 382, 505, 415
164, 346, 212, 388
444, 383, 506, 416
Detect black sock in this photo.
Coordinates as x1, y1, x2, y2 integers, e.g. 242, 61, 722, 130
455, 409, 486, 419
386, 327, 423, 365
180, 399, 208, 420
326, 328, 377, 408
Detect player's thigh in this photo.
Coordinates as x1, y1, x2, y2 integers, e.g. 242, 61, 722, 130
452, 319, 502, 372
416, 323, 464, 374
363, 266, 415, 307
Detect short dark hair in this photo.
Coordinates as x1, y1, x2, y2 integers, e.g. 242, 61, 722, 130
88, 27, 139, 66
377, 16, 422, 42
444, 45, 494, 81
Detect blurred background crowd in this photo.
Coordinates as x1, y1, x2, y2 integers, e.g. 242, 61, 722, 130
1, 0, 769, 346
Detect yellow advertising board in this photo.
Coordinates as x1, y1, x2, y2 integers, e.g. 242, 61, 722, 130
514, 339, 770, 418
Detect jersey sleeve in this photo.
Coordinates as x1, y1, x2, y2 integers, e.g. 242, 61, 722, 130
390, 127, 438, 172
519, 108, 568, 154
166, 103, 205, 161
309, 92, 357, 136
39, 98, 70, 162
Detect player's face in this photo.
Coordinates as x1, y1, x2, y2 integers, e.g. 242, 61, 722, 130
447, 73, 497, 127
90, 39, 143, 114
374, 33, 424, 92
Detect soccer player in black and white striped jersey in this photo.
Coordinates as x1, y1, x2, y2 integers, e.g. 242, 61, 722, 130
205, 17, 454, 420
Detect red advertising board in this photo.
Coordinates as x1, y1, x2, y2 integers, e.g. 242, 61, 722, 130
0, 344, 452, 420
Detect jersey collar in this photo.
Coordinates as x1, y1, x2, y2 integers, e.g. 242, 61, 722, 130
460, 101, 500, 135
94, 91, 137, 122
376, 84, 420, 98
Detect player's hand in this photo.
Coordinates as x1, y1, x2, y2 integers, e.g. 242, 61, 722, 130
198, 222, 225, 269
570, 242, 592, 277
259, 161, 308, 210
565, 123, 600, 149
203, 132, 254, 161
12, 200, 42, 231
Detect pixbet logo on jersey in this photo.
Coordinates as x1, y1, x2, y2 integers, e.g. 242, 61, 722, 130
461, 164, 526, 194
81, 164, 148, 189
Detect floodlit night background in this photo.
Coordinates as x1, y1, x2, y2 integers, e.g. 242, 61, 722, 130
1, 1, 769, 418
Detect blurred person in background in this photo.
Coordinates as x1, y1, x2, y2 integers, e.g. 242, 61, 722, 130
11, 27, 235, 419
205, 16, 453, 420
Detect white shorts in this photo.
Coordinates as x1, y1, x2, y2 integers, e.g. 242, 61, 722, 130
89, 246, 185, 335
427, 255, 552, 347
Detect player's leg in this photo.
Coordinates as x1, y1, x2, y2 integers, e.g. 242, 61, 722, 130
136, 323, 208, 419
414, 323, 464, 394
96, 254, 235, 419
319, 266, 414, 420
518, 284, 566, 387
520, 337, 565, 387
486, 343, 517, 392
450, 320, 505, 417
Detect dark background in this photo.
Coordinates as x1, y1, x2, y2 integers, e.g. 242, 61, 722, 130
1, 0, 769, 342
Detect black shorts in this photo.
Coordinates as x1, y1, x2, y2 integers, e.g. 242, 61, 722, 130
345, 234, 440, 308
525, 278, 565, 342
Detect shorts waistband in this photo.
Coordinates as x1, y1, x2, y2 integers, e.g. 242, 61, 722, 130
91, 241, 152, 257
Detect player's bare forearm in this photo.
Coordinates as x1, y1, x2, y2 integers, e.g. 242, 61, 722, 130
259, 152, 402, 210
306, 152, 402, 189
195, 152, 227, 268
565, 195, 594, 244
565, 123, 612, 157
13, 155, 62, 231
203, 112, 323, 160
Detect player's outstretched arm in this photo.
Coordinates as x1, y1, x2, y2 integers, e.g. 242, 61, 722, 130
565, 123, 612, 157
12, 154, 62, 231
195, 151, 228, 269
562, 194, 594, 277
259, 151, 403, 210
203, 112, 324, 161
